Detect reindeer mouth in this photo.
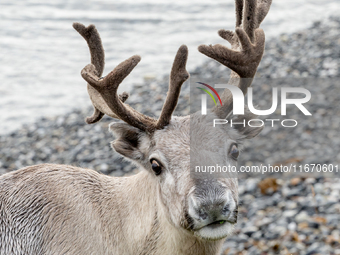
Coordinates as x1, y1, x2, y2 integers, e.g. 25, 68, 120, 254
202, 218, 237, 230
205, 220, 228, 229
195, 221, 235, 240
191, 218, 237, 241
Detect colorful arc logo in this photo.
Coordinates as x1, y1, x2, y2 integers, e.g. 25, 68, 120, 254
196, 82, 223, 106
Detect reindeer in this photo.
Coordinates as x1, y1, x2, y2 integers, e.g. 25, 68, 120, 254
0, 0, 272, 254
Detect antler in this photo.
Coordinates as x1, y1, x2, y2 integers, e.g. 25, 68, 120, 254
74, 23, 189, 132
198, 0, 272, 119
73, 23, 106, 124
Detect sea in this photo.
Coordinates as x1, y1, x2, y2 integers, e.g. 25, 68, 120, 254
1, 0, 340, 134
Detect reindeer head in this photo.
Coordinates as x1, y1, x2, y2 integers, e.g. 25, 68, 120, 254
74, 0, 271, 242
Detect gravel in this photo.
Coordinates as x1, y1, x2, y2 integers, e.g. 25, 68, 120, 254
1, 17, 340, 255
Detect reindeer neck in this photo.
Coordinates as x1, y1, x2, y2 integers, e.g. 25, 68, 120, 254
105, 170, 224, 255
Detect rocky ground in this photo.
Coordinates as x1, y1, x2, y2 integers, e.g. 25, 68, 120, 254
1, 17, 340, 255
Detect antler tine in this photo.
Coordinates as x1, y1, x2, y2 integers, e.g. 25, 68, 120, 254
242, 0, 257, 43
242, 0, 272, 42
73, 23, 106, 124
223, 0, 272, 45
156, 45, 189, 128
74, 23, 132, 124
257, 0, 272, 27
235, 0, 243, 28
73, 23, 105, 76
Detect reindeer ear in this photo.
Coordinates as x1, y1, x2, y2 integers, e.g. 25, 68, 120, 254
109, 123, 145, 161
231, 107, 263, 139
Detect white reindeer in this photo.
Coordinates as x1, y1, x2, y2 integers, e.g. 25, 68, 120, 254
0, 0, 271, 254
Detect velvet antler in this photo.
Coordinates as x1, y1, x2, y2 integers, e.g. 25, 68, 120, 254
198, 0, 272, 119
156, 45, 189, 128
74, 23, 189, 132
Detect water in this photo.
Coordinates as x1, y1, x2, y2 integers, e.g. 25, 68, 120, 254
1, 0, 340, 135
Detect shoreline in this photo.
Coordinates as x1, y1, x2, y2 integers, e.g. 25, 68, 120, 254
1, 16, 339, 176
1, 16, 340, 254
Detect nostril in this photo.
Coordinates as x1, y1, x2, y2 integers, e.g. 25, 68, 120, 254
198, 209, 208, 220
222, 204, 230, 214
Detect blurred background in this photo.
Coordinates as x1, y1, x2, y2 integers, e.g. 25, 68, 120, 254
1, 0, 340, 134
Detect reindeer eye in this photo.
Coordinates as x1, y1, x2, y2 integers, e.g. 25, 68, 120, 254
230, 144, 239, 160
150, 159, 162, 176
